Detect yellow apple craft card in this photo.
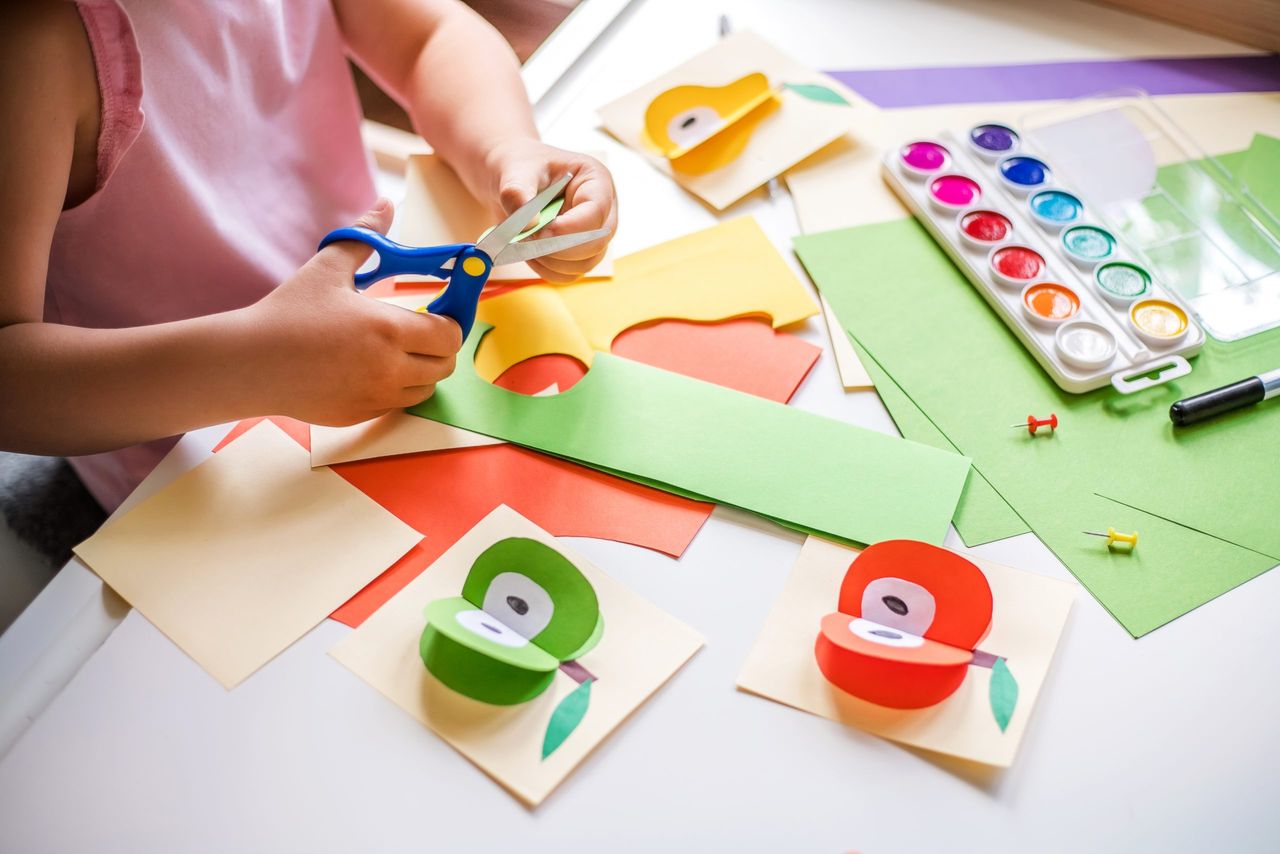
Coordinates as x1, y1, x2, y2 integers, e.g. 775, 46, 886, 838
329, 505, 704, 807
598, 30, 857, 210
737, 537, 1075, 767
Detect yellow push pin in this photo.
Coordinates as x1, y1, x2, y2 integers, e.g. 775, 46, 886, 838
1083, 527, 1138, 550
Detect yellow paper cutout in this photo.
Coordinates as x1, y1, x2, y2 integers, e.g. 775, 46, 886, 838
641, 73, 782, 175
598, 31, 856, 210
472, 216, 819, 382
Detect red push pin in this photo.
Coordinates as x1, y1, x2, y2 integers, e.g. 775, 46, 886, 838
1011, 413, 1058, 436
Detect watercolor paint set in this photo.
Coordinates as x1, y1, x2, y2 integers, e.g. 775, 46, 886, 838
883, 119, 1213, 395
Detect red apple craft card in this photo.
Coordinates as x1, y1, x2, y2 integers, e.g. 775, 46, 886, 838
737, 537, 1075, 767
598, 30, 857, 210
329, 505, 704, 808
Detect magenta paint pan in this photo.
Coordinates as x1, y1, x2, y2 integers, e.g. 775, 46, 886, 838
898, 140, 952, 179
928, 173, 982, 212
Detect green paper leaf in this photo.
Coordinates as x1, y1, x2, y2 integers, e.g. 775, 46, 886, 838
989, 657, 1018, 733
542, 677, 593, 759
409, 325, 971, 547
783, 82, 850, 105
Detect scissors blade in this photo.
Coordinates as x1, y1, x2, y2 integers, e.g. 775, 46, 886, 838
474, 173, 574, 259
492, 228, 611, 266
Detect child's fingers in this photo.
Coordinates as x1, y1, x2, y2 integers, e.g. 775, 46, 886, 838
397, 310, 463, 358
531, 253, 605, 281
312, 197, 396, 279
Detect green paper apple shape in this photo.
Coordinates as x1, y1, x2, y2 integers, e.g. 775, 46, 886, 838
420, 537, 603, 706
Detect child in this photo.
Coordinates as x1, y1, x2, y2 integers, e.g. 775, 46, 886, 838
0, 0, 618, 517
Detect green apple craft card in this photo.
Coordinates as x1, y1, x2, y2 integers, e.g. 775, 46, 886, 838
329, 505, 704, 807
598, 30, 861, 210
738, 537, 1075, 767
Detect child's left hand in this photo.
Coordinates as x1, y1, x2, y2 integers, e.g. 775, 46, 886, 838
482, 139, 618, 283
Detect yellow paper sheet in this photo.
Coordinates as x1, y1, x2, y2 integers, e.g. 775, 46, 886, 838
819, 294, 874, 391
74, 422, 422, 689
473, 216, 819, 381
398, 154, 613, 281
786, 91, 1280, 233
598, 30, 866, 210
329, 505, 704, 807
736, 536, 1075, 767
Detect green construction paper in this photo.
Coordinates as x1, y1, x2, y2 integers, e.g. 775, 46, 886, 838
845, 331, 1030, 546
409, 325, 972, 547
541, 677, 593, 760
478, 197, 565, 244
989, 657, 1017, 733
1238, 133, 1280, 213
795, 217, 1278, 636
462, 537, 601, 660
782, 82, 850, 106
420, 597, 559, 705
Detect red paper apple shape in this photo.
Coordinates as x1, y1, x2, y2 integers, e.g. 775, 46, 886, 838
815, 540, 994, 709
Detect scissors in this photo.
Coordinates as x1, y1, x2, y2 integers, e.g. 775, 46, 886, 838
318, 173, 609, 337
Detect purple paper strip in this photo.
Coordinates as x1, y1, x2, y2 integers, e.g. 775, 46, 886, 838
825, 54, 1280, 109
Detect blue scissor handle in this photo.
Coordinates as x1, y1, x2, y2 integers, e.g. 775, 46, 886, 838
316, 227, 491, 338
317, 227, 470, 291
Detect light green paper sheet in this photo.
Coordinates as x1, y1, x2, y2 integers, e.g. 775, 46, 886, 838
844, 331, 1030, 546
409, 325, 972, 547
795, 218, 1278, 637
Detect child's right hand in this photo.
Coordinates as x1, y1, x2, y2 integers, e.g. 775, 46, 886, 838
243, 198, 463, 426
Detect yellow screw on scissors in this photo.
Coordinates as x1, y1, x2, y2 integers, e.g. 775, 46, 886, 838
1083, 527, 1138, 550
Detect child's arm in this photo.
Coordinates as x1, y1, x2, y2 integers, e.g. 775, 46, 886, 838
336, 0, 618, 282
0, 6, 460, 456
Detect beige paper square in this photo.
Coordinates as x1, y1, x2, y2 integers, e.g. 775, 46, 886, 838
737, 536, 1074, 767
398, 154, 613, 281
820, 294, 874, 390
74, 422, 422, 688
310, 410, 501, 467
329, 505, 704, 807
597, 30, 861, 210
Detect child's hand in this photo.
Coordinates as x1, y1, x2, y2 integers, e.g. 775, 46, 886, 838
484, 140, 618, 283
244, 199, 462, 426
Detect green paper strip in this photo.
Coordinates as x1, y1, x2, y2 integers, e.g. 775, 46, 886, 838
845, 329, 1030, 546
542, 677, 593, 759
783, 82, 850, 105
795, 217, 1278, 636
989, 657, 1018, 733
410, 325, 971, 547
478, 197, 565, 244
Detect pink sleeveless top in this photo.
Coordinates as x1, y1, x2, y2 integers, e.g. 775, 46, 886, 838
53, 0, 376, 510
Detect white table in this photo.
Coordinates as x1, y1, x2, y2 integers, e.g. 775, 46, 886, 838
2, 2, 1276, 851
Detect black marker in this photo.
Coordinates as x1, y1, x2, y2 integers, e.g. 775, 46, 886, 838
1169, 368, 1280, 426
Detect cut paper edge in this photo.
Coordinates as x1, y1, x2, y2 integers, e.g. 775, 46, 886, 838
819, 295, 874, 390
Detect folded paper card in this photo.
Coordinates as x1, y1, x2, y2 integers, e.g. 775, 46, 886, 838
472, 217, 819, 381
329, 505, 704, 807
398, 154, 612, 281
737, 536, 1074, 767
599, 30, 857, 210
409, 322, 971, 547
75, 422, 422, 688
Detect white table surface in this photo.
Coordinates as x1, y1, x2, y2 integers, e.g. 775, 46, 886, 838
2, 1, 1277, 851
